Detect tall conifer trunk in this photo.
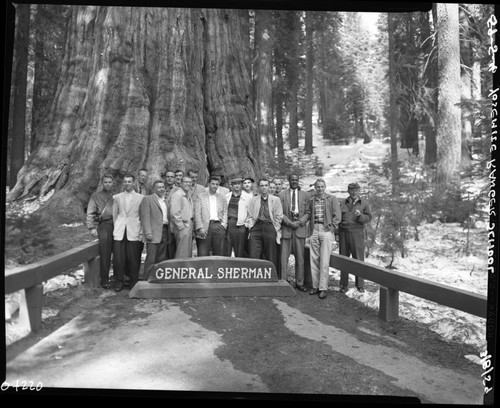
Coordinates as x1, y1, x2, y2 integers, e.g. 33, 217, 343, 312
253, 10, 274, 167
388, 13, 399, 196
304, 11, 314, 155
421, 9, 437, 165
436, 3, 462, 185
9, 3, 30, 188
8, 6, 259, 223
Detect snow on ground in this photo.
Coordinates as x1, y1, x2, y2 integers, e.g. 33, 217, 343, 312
296, 121, 490, 356
5, 120, 491, 359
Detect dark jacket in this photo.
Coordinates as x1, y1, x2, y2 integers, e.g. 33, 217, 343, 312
279, 188, 311, 239
339, 196, 372, 231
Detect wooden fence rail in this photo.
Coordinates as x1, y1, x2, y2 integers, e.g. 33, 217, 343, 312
5, 241, 487, 335
5, 241, 100, 332
304, 247, 487, 321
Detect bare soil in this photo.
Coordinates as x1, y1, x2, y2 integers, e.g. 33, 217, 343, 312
5, 236, 484, 403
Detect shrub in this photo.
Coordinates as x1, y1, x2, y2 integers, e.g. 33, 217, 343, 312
5, 210, 55, 264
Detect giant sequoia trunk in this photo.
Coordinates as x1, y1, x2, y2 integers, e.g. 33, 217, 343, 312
8, 6, 260, 223
436, 3, 462, 185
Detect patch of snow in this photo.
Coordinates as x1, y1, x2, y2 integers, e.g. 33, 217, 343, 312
18, 189, 55, 215
61, 222, 84, 227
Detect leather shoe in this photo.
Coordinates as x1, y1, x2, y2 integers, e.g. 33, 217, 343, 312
296, 285, 307, 292
114, 282, 124, 292
319, 291, 328, 299
101, 283, 111, 290
309, 288, 319, 295
357, 287, 365, 293
339, 286, 347, 293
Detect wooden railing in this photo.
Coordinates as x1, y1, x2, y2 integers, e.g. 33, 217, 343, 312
5, 241, 100, 332
304, 247, 487, 321
5, 241, 487, 335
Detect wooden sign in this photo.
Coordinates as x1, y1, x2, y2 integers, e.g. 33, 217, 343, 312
129, 256, 295, 299
149, 256, 278, 283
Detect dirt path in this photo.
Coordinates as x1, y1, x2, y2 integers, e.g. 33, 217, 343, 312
5, 288, 484, 403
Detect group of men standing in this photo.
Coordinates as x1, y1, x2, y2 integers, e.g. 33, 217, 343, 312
87, 168, 372, 298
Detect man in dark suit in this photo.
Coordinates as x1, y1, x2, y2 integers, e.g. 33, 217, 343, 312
246, 178, 283, 270
135, 168, 149, 195
279, 174, 310, 289
139, 180, 170, 280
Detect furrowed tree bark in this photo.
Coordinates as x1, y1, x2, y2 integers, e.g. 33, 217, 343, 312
304, 11, 314, 156
7, 6, 260, 223
253, 9, 274, 167
286, 11, 301, 150
459, 5, 473, 171
9, 3, 30, 188
436, 3, 461, 185
31, 4, 44, 153
388, 13, 399, 196
421, 9, 437, 165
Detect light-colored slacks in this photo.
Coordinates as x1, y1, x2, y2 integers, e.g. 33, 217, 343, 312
309, 224, 335, 291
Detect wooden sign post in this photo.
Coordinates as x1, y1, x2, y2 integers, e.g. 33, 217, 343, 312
129, 256, 296, 298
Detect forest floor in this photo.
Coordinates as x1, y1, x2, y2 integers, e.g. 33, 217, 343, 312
4, 124, 491, 402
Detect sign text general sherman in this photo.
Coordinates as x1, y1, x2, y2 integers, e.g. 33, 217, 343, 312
149, 256, 278, 283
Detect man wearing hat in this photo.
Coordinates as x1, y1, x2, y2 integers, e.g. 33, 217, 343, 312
338, 182, 372, 293
224, 176, 251, 257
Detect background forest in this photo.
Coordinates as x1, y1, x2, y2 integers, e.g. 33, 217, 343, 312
4, 3, 495, 258
3, 2, 497, 354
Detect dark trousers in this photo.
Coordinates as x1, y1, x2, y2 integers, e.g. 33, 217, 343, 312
143, 225, 169, 280
113, 230, 143, 288
167, 228, 177, 260
226, 219, 247, 257
339, 228, 365, 289
97, 221, 113, 285
249, 222, 278, 269
197, 221, 226, 256
280, 233, 306, 284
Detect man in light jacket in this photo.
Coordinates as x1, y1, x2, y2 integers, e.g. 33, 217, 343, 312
305, 178, 341, 299
113, 174, 145, 291
139, 180, 169, 280
170, 176, 194, 259
246, 178, 283, 270
194, 175, 228, 256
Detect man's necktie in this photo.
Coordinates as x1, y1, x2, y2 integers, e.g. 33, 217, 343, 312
291, 189, 296, 213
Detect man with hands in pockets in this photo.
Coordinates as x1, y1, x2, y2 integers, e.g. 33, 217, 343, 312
338, 182, 372, 293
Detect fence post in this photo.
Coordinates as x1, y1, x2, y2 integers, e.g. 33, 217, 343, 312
84, 255, 101, 287
18, 284, 44, 332
379, 286, 399, 321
